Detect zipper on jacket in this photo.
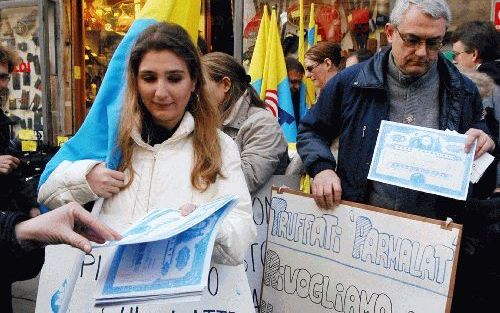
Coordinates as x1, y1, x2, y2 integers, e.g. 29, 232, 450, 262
362, 125, 367, 138
146, 150, 159, 213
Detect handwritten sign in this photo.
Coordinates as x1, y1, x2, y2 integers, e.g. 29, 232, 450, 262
36, 243, 253, 313
243, 175, 300, 312
261, 188, 461, 313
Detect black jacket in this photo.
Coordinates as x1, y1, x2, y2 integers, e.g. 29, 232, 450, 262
0, 111, 37, 214
298, 48, 486, 212
0, 211, 44, 313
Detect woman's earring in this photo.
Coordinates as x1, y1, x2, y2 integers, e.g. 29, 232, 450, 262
192, 92, 200, 104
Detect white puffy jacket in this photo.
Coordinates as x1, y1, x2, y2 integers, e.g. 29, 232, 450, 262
38, 112, 256, 265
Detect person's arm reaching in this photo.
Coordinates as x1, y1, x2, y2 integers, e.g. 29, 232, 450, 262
14, 202, 122, 253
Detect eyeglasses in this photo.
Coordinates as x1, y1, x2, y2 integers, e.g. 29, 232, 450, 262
306, 62, 322, 73
0, 73, 10, 81
453, 50, 470, 59
395, 27, 443, 51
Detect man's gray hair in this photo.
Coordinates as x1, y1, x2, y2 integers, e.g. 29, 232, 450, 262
390, 0, 452, 27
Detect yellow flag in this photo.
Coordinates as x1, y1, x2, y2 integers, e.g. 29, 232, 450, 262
249, 5, 270, 95
305, 3, 317, 108
138, 0, 201, 43
260, 8, 297, 142
298, 0, 305, 65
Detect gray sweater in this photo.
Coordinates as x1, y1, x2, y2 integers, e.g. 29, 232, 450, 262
368, 54, 440, 218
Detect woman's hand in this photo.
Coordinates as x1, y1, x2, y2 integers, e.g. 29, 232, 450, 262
86, 163, 125, 198
179, 203, 197, 216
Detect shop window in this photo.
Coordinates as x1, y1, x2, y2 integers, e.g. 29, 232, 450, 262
83, 0, 143, 108
0, 6, 43, 134
242, 0, 391, 64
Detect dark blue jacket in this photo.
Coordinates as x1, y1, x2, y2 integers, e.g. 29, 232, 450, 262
297, 48, 486, 204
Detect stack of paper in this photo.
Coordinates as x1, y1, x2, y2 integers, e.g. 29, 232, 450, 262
94, 196, 238, 306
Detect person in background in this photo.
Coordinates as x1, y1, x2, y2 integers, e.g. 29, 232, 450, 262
451, 21, 500, 74
304, 41, 342, 92
282, 34, 299, 58
285, 56, 305, 127
451, 21, 500, 137
0, 45, 39, 218
1, 202, 121, 313
345, 48, 374, 67
451, 21, 500, 190
203, 52, 288, 194
38, 23, 256, 270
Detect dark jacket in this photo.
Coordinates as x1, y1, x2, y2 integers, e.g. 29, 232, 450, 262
298, 48, 486, 206
0, 211, 44, 313
0, 111, 37, 214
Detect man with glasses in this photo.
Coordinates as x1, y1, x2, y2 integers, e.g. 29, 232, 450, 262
298, 0, 494, 215
297, 0, 494, 310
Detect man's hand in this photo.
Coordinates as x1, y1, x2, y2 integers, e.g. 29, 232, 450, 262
0, 155, 20, 174
465, 128, 495, 159
15, 202, 122, 253
86, 163, 125, 198
311, 169, 342, 209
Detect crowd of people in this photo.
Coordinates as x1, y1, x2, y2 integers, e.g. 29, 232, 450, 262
1, 0, 500, 312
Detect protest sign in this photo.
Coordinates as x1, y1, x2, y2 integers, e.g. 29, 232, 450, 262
261, 188, 462, 313
243, 175, 300, 311
36, 244, 253, 312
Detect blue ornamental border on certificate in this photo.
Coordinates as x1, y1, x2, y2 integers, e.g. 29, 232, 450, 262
101, 209, 225, 295
368, 121, 474, 200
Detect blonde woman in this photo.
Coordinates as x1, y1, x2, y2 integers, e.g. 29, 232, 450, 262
38, 23, 256, 266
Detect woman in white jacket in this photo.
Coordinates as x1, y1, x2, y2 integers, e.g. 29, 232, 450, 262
38, 23, 256, 266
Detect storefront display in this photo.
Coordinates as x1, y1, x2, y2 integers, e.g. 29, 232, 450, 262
243, 0, 383, 64
0, 6, 43, 131
83, 0, 143, 107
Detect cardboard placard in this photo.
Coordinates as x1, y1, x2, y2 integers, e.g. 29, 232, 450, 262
36, 195, 255, 313
243, 175, 300, 311
261, 188, 462, 313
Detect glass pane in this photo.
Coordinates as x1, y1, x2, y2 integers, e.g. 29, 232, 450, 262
242, 0, 388, 64
0, 6, 42, 133
83, 0, 143, 108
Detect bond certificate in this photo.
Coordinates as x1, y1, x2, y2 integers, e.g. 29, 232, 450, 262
368, 121, 475, 200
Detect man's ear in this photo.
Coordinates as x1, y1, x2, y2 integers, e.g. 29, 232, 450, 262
324, 58, 335, 72
385, 23, 395, 43
221, 76, 232, 93
471, 49, 482, 64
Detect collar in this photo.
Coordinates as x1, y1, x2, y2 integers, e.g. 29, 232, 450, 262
353, 48, 474, 94
131, 111, 195, 150
223, 90, 251, 130
387, 52, 438, 86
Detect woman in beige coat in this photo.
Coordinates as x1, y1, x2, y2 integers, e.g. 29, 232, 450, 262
203, 52, 288, 194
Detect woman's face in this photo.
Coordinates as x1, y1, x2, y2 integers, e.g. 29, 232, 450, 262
205, 78, 228, 107
305, 57, 335, 90
137, 50, 195, 130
